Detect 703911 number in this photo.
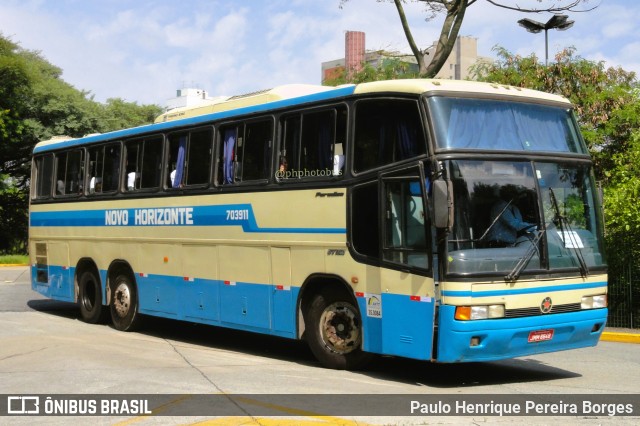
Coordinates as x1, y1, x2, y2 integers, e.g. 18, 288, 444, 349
226, 209, 249, 221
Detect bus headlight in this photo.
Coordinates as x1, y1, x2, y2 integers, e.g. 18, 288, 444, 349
581, 294, 607, 309
455, 305, 505, 320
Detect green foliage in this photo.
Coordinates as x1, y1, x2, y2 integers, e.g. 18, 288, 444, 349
101, 98, 163, 132
0, 254, 28, 264
0, 175, 28, 253
0, 33, 162, 254
605, 131, 640, 235
324, 57, 419, 86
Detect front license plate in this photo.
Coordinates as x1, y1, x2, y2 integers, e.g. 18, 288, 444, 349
528, 329, 554, 343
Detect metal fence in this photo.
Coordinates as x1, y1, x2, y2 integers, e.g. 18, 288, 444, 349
606, 236, 640, 329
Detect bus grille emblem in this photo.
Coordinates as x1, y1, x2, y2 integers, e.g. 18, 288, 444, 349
540, 297, 553, 314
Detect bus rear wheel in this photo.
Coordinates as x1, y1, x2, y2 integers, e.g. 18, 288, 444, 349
305, 290, 370, 370
78, 269, 106, 324
110, 273, 141, 331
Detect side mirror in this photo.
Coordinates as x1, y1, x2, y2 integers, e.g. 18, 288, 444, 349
433, 179, 453, 230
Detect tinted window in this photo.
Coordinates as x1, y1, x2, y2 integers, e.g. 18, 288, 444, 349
218, 120, 272, 184
125, 136, 163, 191
87, 143, 121, 194
279, 106, 347, 180
33, 154, 54, 199
354, 99, 425, 173
167, 128, 213, 188
55, 149, 84, 196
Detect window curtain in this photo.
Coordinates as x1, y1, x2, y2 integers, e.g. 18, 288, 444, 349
223, 129, 237, 184
377, 118, 418, 165
510, 105, 568, 151
445, 101, 571, 151
397, 120, 417, 159
172, 136, 187, 187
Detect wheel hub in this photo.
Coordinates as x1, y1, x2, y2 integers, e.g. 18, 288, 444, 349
113, 283, 131, 317
320, 302, 360, 354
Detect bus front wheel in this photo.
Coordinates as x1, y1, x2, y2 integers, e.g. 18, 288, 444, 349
305, 290, 370, 370
78, 269, 106, 324
110, 273, 141, 331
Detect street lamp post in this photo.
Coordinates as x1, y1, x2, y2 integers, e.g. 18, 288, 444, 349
517, 14, 574, 65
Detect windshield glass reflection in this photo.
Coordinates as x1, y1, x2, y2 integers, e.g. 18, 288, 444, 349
446, 160, 605, 277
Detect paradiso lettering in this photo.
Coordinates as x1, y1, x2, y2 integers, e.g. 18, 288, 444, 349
105, 207, 194, 226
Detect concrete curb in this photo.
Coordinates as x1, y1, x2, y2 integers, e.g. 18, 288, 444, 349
600, 332, 640, 344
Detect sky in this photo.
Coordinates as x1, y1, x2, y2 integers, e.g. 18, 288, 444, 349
0, 0, 638, 107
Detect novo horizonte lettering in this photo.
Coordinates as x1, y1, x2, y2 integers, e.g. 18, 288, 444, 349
105, 208, 194, 226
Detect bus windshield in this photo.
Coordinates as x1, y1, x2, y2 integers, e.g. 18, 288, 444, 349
446, 160, 605, 277
429, 97, 587, 154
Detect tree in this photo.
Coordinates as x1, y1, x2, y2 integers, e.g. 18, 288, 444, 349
340, 0, 595, 78
324, 57, 419, 86
474, 46, 640, 328
0, 33, 162, 254
472, 47, 638, 181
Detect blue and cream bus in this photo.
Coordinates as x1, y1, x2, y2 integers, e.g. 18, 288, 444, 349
29, 79, 607, 369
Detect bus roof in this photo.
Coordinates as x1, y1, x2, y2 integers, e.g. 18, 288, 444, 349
33, 79, 571, 154
354, 79, 570, 105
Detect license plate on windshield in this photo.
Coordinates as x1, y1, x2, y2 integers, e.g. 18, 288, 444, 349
528, 329, 554, 343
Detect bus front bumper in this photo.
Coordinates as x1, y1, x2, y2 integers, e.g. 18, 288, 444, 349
436, 305, 608, 363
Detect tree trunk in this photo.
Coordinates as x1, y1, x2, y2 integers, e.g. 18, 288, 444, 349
392, 0, 468, 78
424, 0, 468, 78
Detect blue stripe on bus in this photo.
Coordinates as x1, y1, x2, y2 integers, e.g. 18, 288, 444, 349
33, 85, 357, 153
441, 281, 606, 298
29, 204, 346, 234
31, 264, 299, 339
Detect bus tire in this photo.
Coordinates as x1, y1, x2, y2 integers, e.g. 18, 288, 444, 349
305, 290, 371, 370
78, 269, 106, 324
110, 273, 141, 331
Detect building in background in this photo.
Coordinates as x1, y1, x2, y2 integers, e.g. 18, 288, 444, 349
321, 31, 490, 83
164, 87, 227, 111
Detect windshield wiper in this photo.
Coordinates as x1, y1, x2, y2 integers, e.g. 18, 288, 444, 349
505, 227, 545, 283
549, 188, 589, 277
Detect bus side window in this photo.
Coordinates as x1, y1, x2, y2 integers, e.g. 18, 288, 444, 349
140, 136, 163, 189
353, 99, 425, 173
55, 149, 84, 196
219, 127, 238, 185
125, 136, 162, 191
242, 120, 271, 181
185, 128, 213, 186
88, 143, 121, 194
125, 140, 142, 191
102, 144, 121, 192
32, 154, 54, 199
278, 105, 346, 181
218, 121, 271, 185
167, 133, 188, 188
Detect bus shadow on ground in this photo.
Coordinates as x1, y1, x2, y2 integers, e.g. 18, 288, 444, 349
137, 314, 583, 388
29, 305, 581, 388
27, 299, 78, 319
363, 355, 581, 388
